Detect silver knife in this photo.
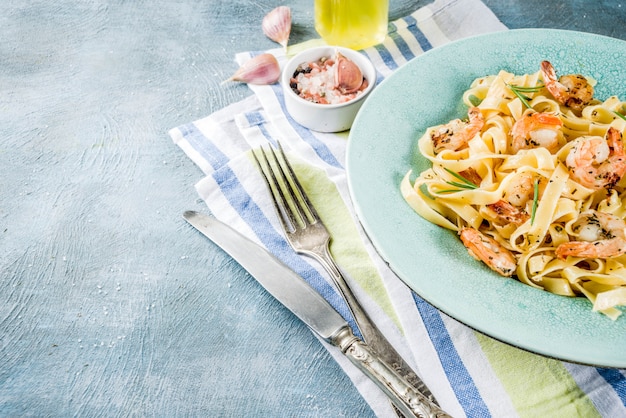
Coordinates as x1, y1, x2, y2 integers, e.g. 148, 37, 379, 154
183, 211, 451, 418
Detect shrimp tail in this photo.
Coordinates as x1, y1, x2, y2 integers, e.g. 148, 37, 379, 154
540, 60, 594, 113
555, 242, 592, 259
555, 238, 626, 260
459, 227, 517, 277
607, 127, 624, 154
540, 60, 566, 103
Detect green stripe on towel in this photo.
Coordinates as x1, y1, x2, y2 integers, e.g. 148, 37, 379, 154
476, 333, 600, 417
293, 159, 402, 329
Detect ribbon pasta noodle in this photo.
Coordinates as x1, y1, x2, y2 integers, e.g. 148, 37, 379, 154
401, 61, 626, 319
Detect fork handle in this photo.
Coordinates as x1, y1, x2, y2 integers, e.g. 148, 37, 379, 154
309, 244, 440, 407
332, 326, 451, 418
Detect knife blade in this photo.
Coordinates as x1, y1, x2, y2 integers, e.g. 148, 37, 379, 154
183, 211, 451, 418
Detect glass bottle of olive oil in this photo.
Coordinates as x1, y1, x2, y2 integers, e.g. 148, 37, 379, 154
314, 0, 389, 50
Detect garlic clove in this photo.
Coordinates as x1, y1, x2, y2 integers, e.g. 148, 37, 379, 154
262, 6, 291, 50
225, 53, 281, 85
334, 52, 364, 94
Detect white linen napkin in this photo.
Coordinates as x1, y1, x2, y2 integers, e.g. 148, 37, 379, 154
170, 0, 626, 416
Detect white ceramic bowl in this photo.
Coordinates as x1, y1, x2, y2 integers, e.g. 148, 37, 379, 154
281, 46, 376, 133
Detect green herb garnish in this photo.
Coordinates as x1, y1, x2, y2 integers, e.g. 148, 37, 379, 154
508, 85, 545, 93
507, 84, 544, 110
613, 110, 626, 122
530, 178, 540, 225
441, 168, 478, 192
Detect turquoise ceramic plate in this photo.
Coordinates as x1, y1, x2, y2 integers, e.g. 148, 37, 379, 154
347, 29, 626, 367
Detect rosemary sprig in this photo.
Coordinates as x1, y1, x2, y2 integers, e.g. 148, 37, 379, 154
507, 84, 544, 110
530, 178, 540, 225
508, 85, 544, 93
423, 169, 480, 195
444, 168, 478, 190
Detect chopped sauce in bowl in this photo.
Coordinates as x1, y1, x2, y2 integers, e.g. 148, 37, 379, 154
289, 55, 369, 105
281, 46, 376, 132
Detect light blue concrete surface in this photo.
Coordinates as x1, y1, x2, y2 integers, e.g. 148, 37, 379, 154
1, 1, 624, 416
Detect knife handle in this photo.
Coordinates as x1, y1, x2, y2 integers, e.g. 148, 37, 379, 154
314, 245, 438, 404
331, 326, 452, 418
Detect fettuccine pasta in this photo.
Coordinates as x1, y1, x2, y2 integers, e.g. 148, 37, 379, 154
402, 61, 626, 319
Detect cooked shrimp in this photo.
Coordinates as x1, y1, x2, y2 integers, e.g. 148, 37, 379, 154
509, 110, 563, 154
459, 227, 517, 276
555, 210, 626, 259
565, 127, 626, 190
502, 172, 536, 208
540, 60, 594, 114
487, 200, 529, 225
486, 172, 535, 225
431, 107, 484, 153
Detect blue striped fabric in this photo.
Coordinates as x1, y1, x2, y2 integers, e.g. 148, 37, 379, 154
597, 368, 626, 407
412, 293, 490, 417
179, 122, 229, 170
213, 163, 361, 334
403, 15, 434, 52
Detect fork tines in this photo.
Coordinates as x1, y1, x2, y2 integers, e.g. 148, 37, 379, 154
252, 142, 320, 233
252, 141, 319, 231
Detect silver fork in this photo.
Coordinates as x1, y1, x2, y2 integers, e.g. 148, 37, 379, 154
252, 142, 442, 414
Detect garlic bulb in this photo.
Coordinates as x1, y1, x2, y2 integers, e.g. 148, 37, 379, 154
225, 53, 281, 85
335, 52, 364, 94
262, 6, 291, 50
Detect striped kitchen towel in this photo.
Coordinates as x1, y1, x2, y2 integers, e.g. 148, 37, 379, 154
169, 0, 626, 416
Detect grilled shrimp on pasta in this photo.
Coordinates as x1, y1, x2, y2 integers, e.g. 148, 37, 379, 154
401, 60, 626, 319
